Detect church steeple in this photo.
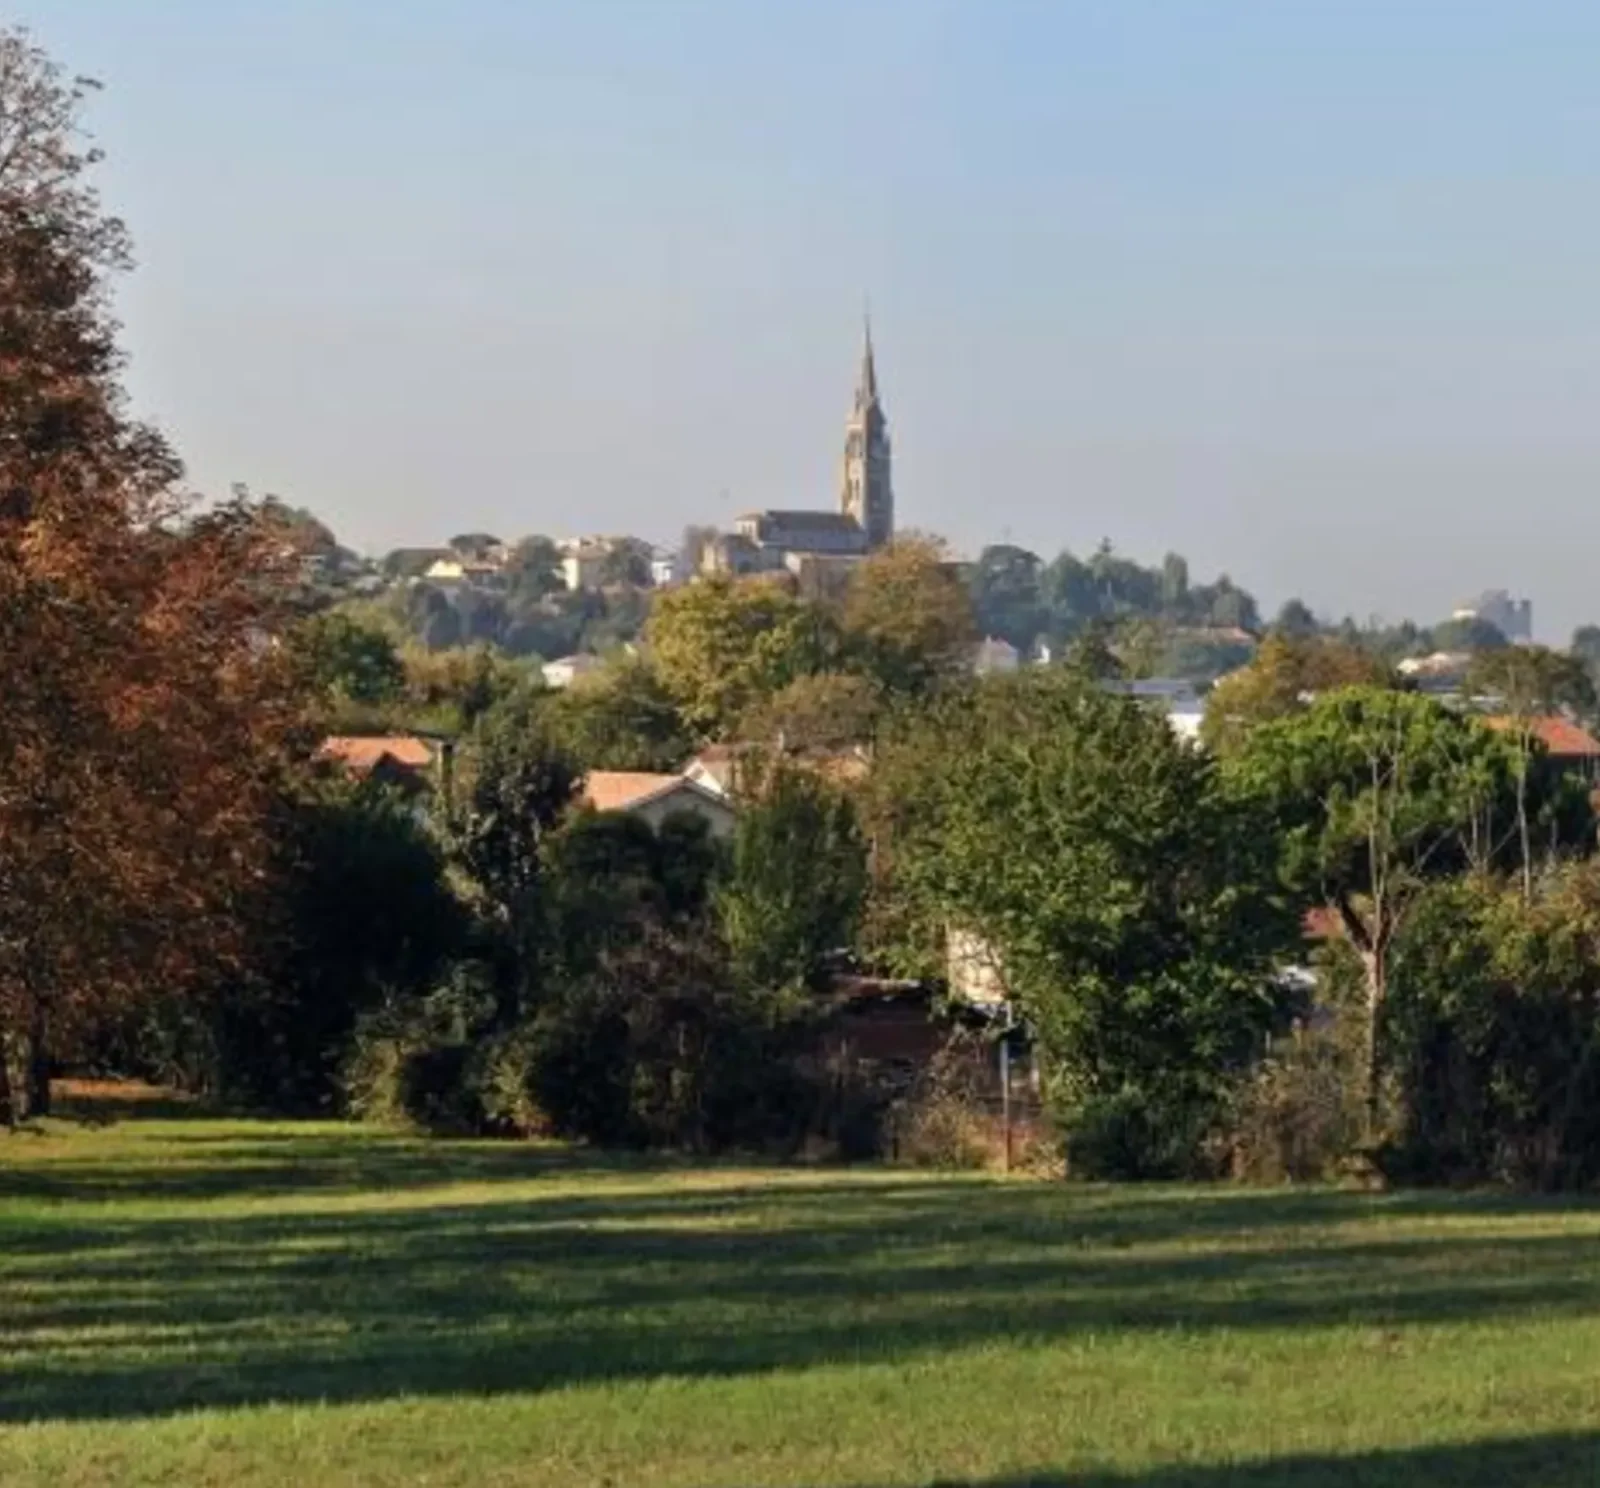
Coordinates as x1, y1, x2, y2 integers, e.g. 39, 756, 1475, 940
841, 316, 893, 550
858, 315, 878, 406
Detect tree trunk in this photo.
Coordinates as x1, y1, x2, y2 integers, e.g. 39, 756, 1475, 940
0, 1021, 15, 1131
1517, 748, 1533, 902
1360, 944, 1386, 1143
25, 990, 49, 1118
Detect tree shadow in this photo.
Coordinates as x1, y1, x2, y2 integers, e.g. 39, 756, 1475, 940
4, 1133, 1600, 1426
840, 1430, 1600, 1485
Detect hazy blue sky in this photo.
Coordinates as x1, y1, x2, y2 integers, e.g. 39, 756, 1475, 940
21, 1, 1600, 636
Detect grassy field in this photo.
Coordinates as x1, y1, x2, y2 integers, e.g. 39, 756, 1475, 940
2, 1098, 1600, 1486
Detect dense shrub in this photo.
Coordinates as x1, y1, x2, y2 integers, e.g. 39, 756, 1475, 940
341, 963, 499, 1132
529, 930, 816, 1152
717, 762, 867, 993
220, 774, 466, 1113
1383, 869, 1600, 1189
1063, 1086, 1220, 1181
1225, 1017, 1365, 1183
885, 1037, 993, 1170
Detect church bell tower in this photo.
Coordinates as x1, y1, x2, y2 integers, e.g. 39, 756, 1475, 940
840, 319, 893, 549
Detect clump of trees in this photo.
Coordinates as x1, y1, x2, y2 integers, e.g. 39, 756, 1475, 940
966, 542, 1260, 666
870, 668, 1301, 1177
15, 24, 1600, 1190
323, 705, 868, 1150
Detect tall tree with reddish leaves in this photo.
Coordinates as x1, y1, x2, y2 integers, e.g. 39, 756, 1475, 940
0, 29, 303, 1121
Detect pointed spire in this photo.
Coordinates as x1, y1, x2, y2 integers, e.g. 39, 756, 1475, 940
858, 309, 878, 405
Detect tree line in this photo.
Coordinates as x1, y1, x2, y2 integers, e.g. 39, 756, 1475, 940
8, 29, 1600, 1189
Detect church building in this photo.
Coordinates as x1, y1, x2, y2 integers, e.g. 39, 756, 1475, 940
705, 323, 894, 576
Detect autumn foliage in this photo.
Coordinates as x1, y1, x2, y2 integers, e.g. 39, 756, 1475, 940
0, 30, 303, 1121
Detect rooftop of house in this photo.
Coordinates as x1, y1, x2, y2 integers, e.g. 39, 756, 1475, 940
580, 771, 730, 814
1397, 651, 1473, 677
1484, 715, 1600, 758
687, 742, 871, 796
317, 735, 436, 775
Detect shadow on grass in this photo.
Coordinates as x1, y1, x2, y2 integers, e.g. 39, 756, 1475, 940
847, 1430, 1600, 1485
3, 1117, 1600, 1428
0, 1127, 689, 1204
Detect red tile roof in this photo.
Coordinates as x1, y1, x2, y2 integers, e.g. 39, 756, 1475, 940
317, 735, 436, 774
1484, 716, 1600, 759
581, 771, 692, 813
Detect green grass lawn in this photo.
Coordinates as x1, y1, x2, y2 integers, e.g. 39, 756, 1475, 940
3, 1101, 1600, 1486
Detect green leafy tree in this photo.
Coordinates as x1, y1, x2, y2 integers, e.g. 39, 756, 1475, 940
598, 540, 651, 588
1201, 633, 1392, 755
1227, 687, 1517, 1135
1062, 619, 1124, 681
1466, 645, 1598, 896
716, 763, 867, 991
1157, 631, 1256, 685
841, 536, 976, 696
504, 536, 563, 601
398, 643, 525, 734
1160, 552, 1190, 610
543, 809, 717, 978
290, 611, 405, 709
968, 544, 1046, 652
1273, 598, 1320, 638
1040, 549, 1101, 633
529, 925, 809, 1151
544, 655, 691, 772
1385, 866, 1600, 1188
223, 773, 465, 1112
453, 694, 579, 1025
1111, 616, 1166, 679
1202, 578, 1255, 630
646, 574, 834, 739
739, 671, 883, 751
876, 671, 1298, 1175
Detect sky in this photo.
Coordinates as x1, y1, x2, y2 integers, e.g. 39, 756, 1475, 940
19, 0, 1600, 638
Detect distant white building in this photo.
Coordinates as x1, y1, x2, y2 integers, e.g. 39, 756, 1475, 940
424, 555, 502, 588
1398, 650, 1473, 680
1453, 589, 1532, 644
542, 654, 604, 690
972, 636, 1020, 675
424, 557, 468, 584
559, 542, 608, 593
650, 549, 681, 587
1102, 677, 1206, 745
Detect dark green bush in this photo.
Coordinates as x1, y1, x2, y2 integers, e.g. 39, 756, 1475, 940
1063, 1085, 1217, 1181
1383, 869, 1600, 1189
528, 929, 816, 1152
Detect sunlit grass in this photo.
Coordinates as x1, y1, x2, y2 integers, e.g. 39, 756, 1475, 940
3, 1106, 1600, 1486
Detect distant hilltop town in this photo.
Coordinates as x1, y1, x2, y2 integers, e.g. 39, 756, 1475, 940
271, 319, 1544, 689
286, 323, 903, 628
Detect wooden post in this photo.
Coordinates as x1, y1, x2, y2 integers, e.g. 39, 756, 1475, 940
999, 1030, 1012, 1174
